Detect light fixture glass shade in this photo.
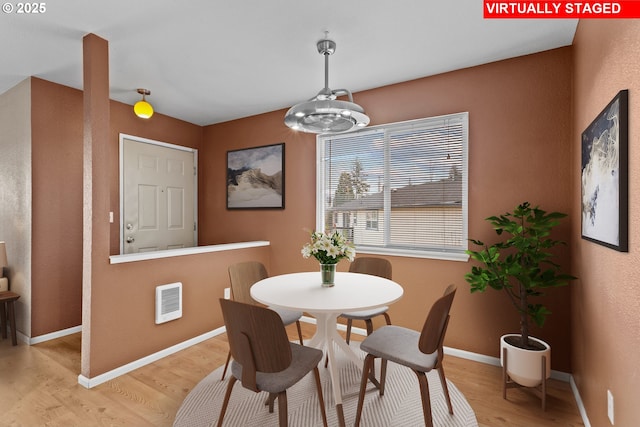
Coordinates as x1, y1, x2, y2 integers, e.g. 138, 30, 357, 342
134, 100, 154, 119
134, 89, 154, 119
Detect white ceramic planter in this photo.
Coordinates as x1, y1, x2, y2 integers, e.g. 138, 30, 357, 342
500, 334, 551, 387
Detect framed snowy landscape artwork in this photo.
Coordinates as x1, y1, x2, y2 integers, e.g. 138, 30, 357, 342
581, 89, 628, 252
227, 143, 285, 209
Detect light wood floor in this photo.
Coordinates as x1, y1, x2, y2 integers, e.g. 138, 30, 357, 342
0, 323, 584, 427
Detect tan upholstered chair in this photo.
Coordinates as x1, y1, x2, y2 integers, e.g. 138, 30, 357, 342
340, 257, 393, 343
221, 261, 304, 380
354, 284, 457, 427
217, 299, 328, 427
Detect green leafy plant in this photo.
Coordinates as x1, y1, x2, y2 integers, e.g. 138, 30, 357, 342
465, 202, 576, 350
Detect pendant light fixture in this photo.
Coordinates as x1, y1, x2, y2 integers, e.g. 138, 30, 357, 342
134, 88, 154, 119
284, 37, 369, 134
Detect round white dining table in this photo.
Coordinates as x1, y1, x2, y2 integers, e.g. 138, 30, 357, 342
251, 271, 403, 426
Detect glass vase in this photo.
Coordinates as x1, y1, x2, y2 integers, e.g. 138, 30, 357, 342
320, 263, 337, 287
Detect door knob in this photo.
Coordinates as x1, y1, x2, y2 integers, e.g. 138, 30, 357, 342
126, 236, 135, 243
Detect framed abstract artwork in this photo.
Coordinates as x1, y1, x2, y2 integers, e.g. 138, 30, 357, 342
581, 89, 628, 252
226, 143, 285, 209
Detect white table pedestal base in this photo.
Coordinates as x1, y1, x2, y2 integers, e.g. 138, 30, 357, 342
307, 312, 361, 427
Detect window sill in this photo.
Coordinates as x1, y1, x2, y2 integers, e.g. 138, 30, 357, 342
355, 246, 469, 262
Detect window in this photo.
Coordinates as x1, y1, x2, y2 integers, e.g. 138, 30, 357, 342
317, 112, 468, 261
366, 211, 379, 231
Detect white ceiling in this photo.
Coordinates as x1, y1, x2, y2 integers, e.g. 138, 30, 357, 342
1, 0, 577, 126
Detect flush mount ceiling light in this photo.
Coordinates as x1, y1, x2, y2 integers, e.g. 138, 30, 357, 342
134, 88, 154, 119
284, 38, 370, 134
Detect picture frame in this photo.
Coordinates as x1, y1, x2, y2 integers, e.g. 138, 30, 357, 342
227, 143, 285, 209
581, 89, 628, 252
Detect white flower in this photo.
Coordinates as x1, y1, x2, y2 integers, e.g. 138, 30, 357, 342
301, 246, 312, 258
345, 246, 356, 262
327, 245, 340, 258
301, 230, 356, 264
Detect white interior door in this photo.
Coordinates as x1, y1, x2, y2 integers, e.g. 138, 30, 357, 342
121, 135, 197, 254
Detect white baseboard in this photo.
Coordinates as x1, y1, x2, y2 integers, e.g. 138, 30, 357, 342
28, 325, 83, 345
442, 345, 572, 382
77, 326, 227, 389
11, 325, 83, 345
570, 376, 591, 427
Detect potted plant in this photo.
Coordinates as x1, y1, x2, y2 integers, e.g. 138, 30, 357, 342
465, 202, 575, 391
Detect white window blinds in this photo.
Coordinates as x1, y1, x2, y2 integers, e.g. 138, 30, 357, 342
317, 112, 468, 260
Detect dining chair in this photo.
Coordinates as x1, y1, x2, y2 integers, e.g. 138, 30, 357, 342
221, 261, 304, 380
340, 257, 393, 344
217, 299, 328, 427
354, 284, 457, 427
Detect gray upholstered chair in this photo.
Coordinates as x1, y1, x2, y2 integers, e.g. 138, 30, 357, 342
340, 257, 393, 343
221, 261, 304, 380
217, 299, 328, 427
354, 284, 457, 427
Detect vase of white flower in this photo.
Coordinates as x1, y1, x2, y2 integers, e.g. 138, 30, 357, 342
302, 230, 355, 287
320, 263, 337, 286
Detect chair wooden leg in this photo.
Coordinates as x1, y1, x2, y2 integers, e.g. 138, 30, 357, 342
312, 367, 328, 427
355, 354, 375, 427
266, 393, 277, 413
336, 404, 346, 427
217, 376, 237, 427
379, 359, 388, 396
277, 391, 288, 427
345, 319, 353, 344
364, 319, 374, 336
415, 370, 434, 427
295, 320, 304, 346
221, 351, 232, 381
437, 366, 454, 415
383, 312, 392, 325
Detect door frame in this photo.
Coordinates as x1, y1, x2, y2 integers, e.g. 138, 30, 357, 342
118, 133, 198, 254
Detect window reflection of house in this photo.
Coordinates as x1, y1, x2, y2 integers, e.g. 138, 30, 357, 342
329, 176, 462, 250
365, 211, 379, 230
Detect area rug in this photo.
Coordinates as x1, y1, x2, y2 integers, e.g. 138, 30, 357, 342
174, 342, 478, 426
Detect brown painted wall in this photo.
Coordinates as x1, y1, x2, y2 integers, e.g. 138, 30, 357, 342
202, 47, 575, 372
31, 78, 84, 336
28, 73, 273, 376
572, 21, 640, 425
28, 79, 205, 338
87, 245, 270, 376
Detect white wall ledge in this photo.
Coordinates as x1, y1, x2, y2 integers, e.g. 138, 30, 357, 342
109, 240, 270, 264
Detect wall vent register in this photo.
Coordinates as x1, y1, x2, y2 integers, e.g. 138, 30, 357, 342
155, 282, 182, 324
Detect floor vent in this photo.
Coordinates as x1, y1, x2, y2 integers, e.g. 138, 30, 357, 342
156, 282, 182, 324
